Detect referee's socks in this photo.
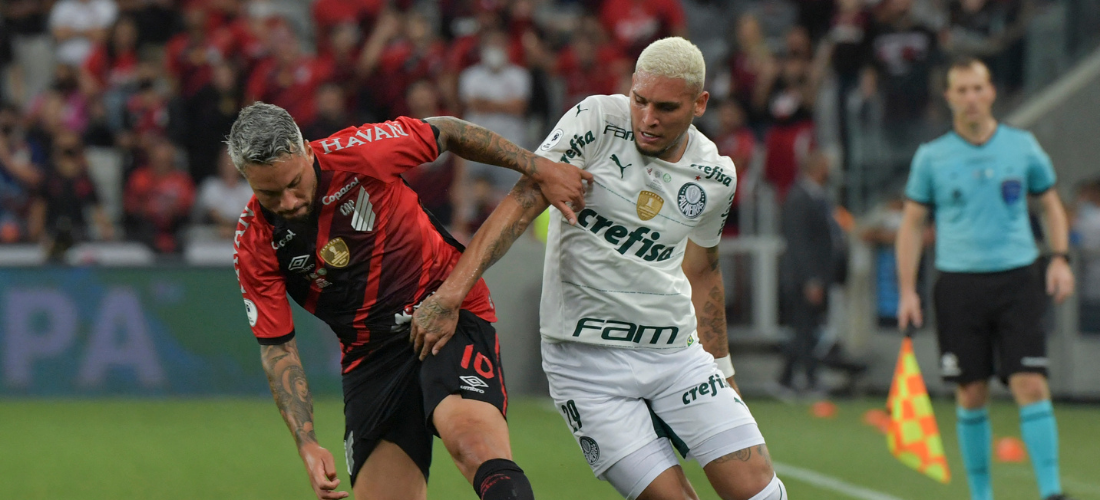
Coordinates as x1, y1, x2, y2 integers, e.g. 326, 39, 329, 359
473, 458, 535, 500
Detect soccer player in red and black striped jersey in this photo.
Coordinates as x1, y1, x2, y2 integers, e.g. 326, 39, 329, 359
229, 102, 591, 500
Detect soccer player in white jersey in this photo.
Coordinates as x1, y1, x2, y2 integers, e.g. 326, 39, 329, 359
411, 37, 785, 500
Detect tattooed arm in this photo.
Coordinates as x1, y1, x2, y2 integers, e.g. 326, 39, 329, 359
411, 177, 550, 359
682, 240, 740, 394
424, 116, 591, 224
261, 339, 348, 500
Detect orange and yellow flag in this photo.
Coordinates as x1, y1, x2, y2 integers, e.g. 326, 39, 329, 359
886, 337, 951, 484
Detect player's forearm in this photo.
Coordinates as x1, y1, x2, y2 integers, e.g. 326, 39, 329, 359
436, 177, 549, 304
895, 219, 924, 295
424, 116, 542, 178
260, 339, 319, 450
689, 247, 731, 359
1041, 191, 1069, 254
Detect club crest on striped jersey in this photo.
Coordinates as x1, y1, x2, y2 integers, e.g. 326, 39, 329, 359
345, 187, 376, 232
636, 191, 664, 221
320, 237, 350, 268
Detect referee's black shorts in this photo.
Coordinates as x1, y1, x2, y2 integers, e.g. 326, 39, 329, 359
932, 260, 1049, 385
341, 310, 508, 485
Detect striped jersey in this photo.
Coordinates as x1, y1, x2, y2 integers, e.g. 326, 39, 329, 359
233, 117, 496, 373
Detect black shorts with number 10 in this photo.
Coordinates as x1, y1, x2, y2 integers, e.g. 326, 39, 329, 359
932, 261, 1049, 385
342, 310, 508, 485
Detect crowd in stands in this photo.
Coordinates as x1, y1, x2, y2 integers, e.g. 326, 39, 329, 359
0, 0, 1085, 264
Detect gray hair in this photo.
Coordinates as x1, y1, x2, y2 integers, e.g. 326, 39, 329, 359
635, 37, 706, 93
226, 102, 306, 172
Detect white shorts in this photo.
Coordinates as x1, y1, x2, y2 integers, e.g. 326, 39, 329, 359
542, 340, 761, 478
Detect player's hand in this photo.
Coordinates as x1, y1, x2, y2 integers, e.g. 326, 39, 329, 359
804, 282, 825, 306
531, 156, 593, 225
411, 293, 461, 360
299, 442, 349, 500
897, 290, 923, 330
1047, 257, 1075, 304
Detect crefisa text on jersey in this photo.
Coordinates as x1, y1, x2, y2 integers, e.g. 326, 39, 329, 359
689, 163, 732, 186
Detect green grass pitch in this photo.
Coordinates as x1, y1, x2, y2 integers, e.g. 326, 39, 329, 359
1, 397, 1097, 499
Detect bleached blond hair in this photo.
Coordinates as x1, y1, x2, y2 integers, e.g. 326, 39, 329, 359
635, 37, 706, 94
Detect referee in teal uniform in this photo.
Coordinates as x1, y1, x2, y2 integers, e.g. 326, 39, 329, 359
896, 57, 1076, 500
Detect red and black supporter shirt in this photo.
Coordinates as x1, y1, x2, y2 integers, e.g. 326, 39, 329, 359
233, 117, 496, 373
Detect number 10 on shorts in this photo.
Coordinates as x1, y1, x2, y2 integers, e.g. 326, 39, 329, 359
562, 400, 582, 431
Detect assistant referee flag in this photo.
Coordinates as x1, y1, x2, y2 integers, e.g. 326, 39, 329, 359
886, 337, 951, 484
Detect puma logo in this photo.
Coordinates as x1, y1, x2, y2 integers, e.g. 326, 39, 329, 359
611, 154, 631, 178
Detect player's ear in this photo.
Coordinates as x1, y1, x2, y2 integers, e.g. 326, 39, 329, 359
694, 90, 710, 118
303, 139, 314, 161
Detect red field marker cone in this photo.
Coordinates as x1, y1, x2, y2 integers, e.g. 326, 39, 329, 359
811, 400, 837, 418
995, 437, 1028, 463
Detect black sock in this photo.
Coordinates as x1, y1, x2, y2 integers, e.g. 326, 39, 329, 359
473, 458, 535, 500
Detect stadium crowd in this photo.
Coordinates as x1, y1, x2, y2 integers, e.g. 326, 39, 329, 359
0, 0, 1096, 271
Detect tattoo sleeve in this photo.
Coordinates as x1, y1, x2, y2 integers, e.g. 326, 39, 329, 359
260, 339, 317, 449
690, 245, 730, 359
424, 116, 540, 178
433, 176, 550, 303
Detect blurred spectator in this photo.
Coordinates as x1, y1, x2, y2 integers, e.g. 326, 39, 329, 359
795, 0, 836, 43
27, 64, 92, 142
403, 80, 457, 227
116, 0, 180, 46
0, 103, 43, 242
600, 0, 688, 59
318, 22, 365, 109
866, 0, 942, 167
1074, 180, 1100, 317
759, 29, 819, 199
825, 0, 872, 96
943, 0, 1029, 91
303, 83, 352, 140
517, 25, 556, 130
312, 0, 383, 56
195, 149, 252, 239
123, 139, 194, 253
727, 14, 775, 128
123, 66, 171, 144
860, 193, 933, 324
3, 0, 56, 107
556, 32, 627, 113
821, 0, 872, 168
452, 28, 529, 235
245, 25, 333, 125
712, 99, 756, 235
49, 0, 119, 66
165, 3, 233, 99
715, 99, 757, 173
182, 61, 242, 183
81, 16, 141, 132
778, 151, 840, 395
358, 10, 448, 121
28, 130, 113, 258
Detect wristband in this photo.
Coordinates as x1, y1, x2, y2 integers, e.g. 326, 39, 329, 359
1050, 252, 1071, 264
715, 355, 735, 378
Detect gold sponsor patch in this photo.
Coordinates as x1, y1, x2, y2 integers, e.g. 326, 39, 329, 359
636, 191, 664, 221
320, 238, 350, 268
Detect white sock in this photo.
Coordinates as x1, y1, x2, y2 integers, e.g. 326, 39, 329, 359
747, 474, 787, 500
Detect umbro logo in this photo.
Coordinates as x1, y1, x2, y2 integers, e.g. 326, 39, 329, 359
460, 375, 488, 388
459, 375, 488, 393
288, 254, 310, 272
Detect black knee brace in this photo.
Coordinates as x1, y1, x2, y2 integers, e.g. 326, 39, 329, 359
473, 458, 535, 500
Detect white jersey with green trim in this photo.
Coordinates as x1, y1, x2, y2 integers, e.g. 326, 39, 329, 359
534, 94, 737, 350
